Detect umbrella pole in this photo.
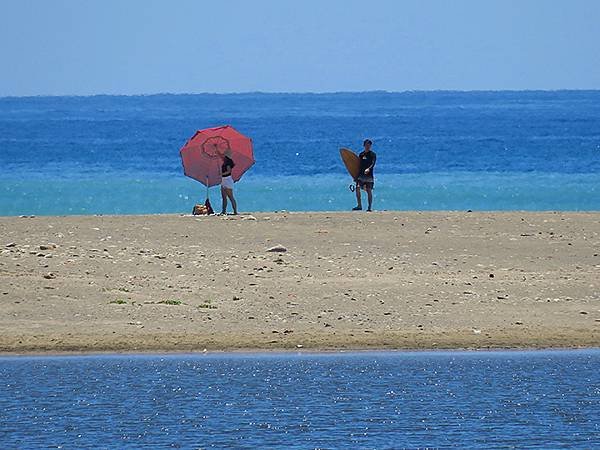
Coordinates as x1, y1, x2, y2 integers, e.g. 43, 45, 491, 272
206, 176, 209, 201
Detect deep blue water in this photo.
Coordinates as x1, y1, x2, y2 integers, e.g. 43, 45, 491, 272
1, 91, 599, 215
0, 350, 599, 448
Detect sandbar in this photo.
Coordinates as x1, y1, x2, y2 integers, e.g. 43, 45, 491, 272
0, 211, 598, 354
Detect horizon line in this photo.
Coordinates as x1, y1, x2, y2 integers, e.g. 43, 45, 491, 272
2, 88, 600, 100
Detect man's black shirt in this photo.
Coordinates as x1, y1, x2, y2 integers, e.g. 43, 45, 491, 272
358, 150, 376, 179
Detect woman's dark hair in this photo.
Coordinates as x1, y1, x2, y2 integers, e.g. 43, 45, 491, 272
363, 139, 372, 146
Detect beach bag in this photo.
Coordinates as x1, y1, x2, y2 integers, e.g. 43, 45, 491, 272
192, 204, 208, 215
192, 198, 214, 215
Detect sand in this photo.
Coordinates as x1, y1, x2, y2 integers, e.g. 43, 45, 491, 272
0, 211, 598, 354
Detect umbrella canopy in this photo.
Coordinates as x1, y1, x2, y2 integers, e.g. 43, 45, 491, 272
180, 125, 255, 187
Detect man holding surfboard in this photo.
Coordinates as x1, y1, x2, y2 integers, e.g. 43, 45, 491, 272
353, 139, 376, 211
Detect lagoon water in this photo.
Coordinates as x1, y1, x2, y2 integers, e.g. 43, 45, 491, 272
1, 91, 599, 215
1, 350, 599, 448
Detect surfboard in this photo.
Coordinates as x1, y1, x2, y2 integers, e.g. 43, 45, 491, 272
340, 148, 360, 180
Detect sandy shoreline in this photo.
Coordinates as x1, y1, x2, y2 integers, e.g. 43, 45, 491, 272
1, 211, 598, 354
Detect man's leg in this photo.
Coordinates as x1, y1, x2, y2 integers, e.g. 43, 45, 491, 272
353, 183, 362, 210
366, 186, 373, 211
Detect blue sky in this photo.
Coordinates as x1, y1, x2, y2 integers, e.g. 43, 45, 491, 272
1, 0, 599, 95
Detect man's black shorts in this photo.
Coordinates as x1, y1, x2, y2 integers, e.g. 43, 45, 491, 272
357, 179, 374, 189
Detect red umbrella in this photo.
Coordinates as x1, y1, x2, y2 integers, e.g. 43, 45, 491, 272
180, 125, 255, 187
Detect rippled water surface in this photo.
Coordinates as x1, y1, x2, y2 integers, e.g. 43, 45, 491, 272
1, 350, 599, 448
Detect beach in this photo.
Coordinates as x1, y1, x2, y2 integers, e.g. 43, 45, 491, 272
0, 211, 598, 353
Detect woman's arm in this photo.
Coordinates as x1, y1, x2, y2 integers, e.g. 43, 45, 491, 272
222, 159, 233, 176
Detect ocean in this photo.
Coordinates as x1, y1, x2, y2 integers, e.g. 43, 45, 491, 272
1, 91, 599, 215
1, 350, 598, 448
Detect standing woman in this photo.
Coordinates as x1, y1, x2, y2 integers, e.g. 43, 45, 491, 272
220, 149, 238, 215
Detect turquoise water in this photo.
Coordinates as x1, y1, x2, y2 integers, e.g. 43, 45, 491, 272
1, 172, 598, 215
1, 91, 599, 215
1, 350, 598, 448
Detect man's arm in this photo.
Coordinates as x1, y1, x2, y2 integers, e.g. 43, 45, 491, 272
365, 153, 376, 173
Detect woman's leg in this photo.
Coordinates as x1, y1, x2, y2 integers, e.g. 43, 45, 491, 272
226, 189, 237, 214
221, 186, 228, 214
